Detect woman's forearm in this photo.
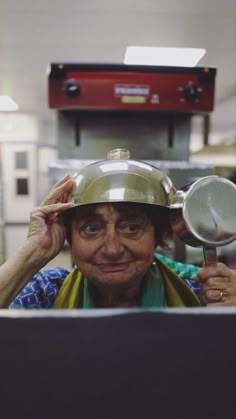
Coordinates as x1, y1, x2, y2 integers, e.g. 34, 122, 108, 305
0, 242, 50, 308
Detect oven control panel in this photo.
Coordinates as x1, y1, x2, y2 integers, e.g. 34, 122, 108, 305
48, 63, 216, 113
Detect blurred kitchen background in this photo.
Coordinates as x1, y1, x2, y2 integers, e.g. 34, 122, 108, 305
0, 0, 235, 268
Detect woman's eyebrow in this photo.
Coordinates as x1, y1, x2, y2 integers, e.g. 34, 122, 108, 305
79, 213, 104, 223
118, 210, 148, 219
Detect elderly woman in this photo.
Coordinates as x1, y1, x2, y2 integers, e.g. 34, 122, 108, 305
0, 151, 235, 308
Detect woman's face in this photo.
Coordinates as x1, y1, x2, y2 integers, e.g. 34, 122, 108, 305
70, 203, 156, 288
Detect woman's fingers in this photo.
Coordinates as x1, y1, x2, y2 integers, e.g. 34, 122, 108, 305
27, 202, 74, 246
42, 202, 75, 213
196, 263, 236, 306
196, 262, 229, 281
32, 202, 75, 219
41, 175, 76, 205
200, 288, 224, 304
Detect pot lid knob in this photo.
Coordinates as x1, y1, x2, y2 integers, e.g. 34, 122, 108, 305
107, 148, 130, 160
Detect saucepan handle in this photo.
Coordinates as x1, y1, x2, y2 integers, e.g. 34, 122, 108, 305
203, 246, 217, 265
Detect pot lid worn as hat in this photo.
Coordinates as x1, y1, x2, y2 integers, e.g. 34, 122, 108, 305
70, 149, 176, 208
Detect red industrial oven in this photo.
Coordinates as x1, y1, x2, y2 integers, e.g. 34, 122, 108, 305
48, 63, 216, 113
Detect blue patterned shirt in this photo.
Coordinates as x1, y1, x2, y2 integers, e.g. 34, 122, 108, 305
9, 254, 201, 309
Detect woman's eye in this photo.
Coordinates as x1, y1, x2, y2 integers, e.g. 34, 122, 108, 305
83, 224, 101, 234
120, 223, 141, 234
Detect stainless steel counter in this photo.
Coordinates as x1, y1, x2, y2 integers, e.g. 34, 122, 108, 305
0, 308, 235, 419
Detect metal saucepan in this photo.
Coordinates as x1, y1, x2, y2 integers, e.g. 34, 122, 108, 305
169, 175, 236, 265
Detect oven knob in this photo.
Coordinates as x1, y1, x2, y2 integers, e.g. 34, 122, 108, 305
65, 80, 81, 98
183, 82, 198, 101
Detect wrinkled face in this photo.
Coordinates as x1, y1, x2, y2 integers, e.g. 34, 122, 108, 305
70, 203, 156, 288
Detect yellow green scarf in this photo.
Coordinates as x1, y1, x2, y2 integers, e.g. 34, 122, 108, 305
52, 257, 200, 309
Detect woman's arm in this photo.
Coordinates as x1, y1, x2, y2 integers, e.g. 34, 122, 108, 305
0, 174, 75, 308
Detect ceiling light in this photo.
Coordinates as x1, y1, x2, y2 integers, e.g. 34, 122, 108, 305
124, 47, 206, 67
0, 96, 19, 111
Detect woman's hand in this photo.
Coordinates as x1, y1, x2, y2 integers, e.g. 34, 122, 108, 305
26, 174, 76, 262
0, 175, 76, 307
196, 262, 236, 306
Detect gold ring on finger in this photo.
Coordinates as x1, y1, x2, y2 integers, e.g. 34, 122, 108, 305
219, 290, 224, 301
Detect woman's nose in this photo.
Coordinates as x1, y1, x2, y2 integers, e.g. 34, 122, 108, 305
100, 227, 124, 256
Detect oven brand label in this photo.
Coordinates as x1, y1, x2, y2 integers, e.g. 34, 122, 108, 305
114, 84, 150, 96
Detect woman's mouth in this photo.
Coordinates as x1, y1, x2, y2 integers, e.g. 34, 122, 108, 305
96, 263, 130, 272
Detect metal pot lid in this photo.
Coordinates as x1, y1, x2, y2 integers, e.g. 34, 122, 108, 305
71, 149, 176, 208
182, 176, 236, 246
